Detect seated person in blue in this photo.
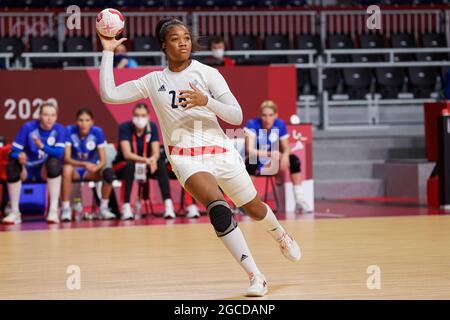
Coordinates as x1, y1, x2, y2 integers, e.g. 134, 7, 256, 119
112, 103, 175, 220
244, 100, 311, 213
61, 108, 116, 222
3, 102, 65, 224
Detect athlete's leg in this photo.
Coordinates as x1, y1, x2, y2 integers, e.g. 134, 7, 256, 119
219, 171, 301, 262
3, 159, 26, 224
84, 168, 116, 219
184, 172, 264, 284
62, 164, 80, 203
42, 157, 62, 222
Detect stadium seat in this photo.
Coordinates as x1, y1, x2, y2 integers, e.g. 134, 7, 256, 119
231, 35, 268, 65
64, 37, 94, 67
390, 33, 416, 62
327, 34, 353, 63
0, 37, 24, 64
264, 35, 289, 63
133, 36, 160, 65
359, 33, 385, 49
232, 35, 258, 50
287, 34, 321, 64
417, 33, 448, 62
30, 36, 61, 68
407, 67, 438, 98
343, 68, 373, 100
296, 69, 312, 96
355, 33, 385, 62
310, 68, 341, 96
375, 68, 405, 99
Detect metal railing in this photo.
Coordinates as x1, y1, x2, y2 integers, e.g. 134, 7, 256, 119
0, 53, 14, 69
18, 49, 317, 69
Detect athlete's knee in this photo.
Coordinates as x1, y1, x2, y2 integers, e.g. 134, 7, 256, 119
289, 154, 301, 174
45, 157, 62, 178
63, 164, 73, 178
6, 159, 22, 183
102, 167, 114, 184
206, 200, 237, 237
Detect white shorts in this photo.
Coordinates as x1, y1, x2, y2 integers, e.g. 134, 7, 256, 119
169, 149, 257, 207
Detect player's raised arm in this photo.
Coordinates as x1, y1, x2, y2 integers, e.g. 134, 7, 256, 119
98, 33, 147, 104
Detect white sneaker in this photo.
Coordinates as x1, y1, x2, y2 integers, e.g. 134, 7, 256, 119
163, 199, 175, 219
121, 203, 134, 220
297, 200, 313, 213
61, 207, 72, 222
99, 207, 116, 220
186, 204, 200, 218
277, 232, 301, 262
4, 203, 12, 215
246, 273, 268, 297
46, 208, 60, 224
2, 211, 21, 225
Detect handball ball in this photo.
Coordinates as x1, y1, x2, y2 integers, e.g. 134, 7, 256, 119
96, 8, 125, 38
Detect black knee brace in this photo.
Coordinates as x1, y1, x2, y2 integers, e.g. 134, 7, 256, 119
45, 157, 62, 178
102, 167, 115, 184
206, 200, 237, 237
289, 154, 301, 174
6, 159, 22, 183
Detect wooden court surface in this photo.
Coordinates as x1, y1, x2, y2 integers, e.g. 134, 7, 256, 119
0, 215, 449, 299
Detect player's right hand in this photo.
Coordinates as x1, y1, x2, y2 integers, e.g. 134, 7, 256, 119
97, 31, 127, 52
85, 163, 97, 173
18, 152, 27, 165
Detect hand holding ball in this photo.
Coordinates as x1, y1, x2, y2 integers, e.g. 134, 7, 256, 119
96, 8, 125, 38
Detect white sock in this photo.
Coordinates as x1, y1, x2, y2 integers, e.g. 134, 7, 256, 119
293, 184, 304, 205
164, 198, 173, 209
100, 199, 109, 209
219, 227, 261, 278
47, 176, 62, 211
7, 181, 21, 213
257, 203, 285, 241
62, 201, 70, 209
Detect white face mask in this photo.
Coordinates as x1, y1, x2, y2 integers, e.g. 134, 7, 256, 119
212, 48, 224, 59
133, 116, 148, 129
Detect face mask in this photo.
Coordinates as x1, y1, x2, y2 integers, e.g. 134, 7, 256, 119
133, 116, 148, 129
212, 48, 224, 59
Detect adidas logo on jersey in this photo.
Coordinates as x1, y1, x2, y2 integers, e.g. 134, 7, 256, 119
158, 84, 166, 92
240, 254, 248, 262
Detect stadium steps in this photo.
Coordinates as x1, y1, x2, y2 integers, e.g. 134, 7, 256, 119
312, 131, 426, 199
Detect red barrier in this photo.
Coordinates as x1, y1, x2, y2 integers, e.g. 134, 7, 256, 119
0, 65, 297, 143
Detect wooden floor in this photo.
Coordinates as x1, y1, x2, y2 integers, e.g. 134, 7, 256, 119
0, 215, 449, 299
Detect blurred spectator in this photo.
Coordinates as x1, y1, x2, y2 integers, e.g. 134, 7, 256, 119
112, 103, 175, 220
203, 36, 235, 67
114, 44, 138, 69
244, 100, 312, 213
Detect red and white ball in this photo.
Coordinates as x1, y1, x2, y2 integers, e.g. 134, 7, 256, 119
96, 8, 125, 38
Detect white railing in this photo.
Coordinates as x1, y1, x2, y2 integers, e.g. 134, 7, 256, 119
0, 53, 13, 69
323, 47, 450, 66
192, 11, 318, 49
19, 49, 317, 68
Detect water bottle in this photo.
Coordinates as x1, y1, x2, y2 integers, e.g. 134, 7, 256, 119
135, 199, 142, 218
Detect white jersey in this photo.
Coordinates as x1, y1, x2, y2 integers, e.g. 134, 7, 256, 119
134, 60, 236, 160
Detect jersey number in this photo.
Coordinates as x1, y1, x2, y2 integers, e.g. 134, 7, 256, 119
169, 90, 187, 109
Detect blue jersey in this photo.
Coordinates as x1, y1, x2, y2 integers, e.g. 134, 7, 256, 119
10, 120, 66, 167
244, 118, 289, 169
66, 125, 106, 163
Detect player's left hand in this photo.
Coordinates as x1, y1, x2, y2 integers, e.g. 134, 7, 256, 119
32, 135, 43, 149
177, 82, 208, 110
